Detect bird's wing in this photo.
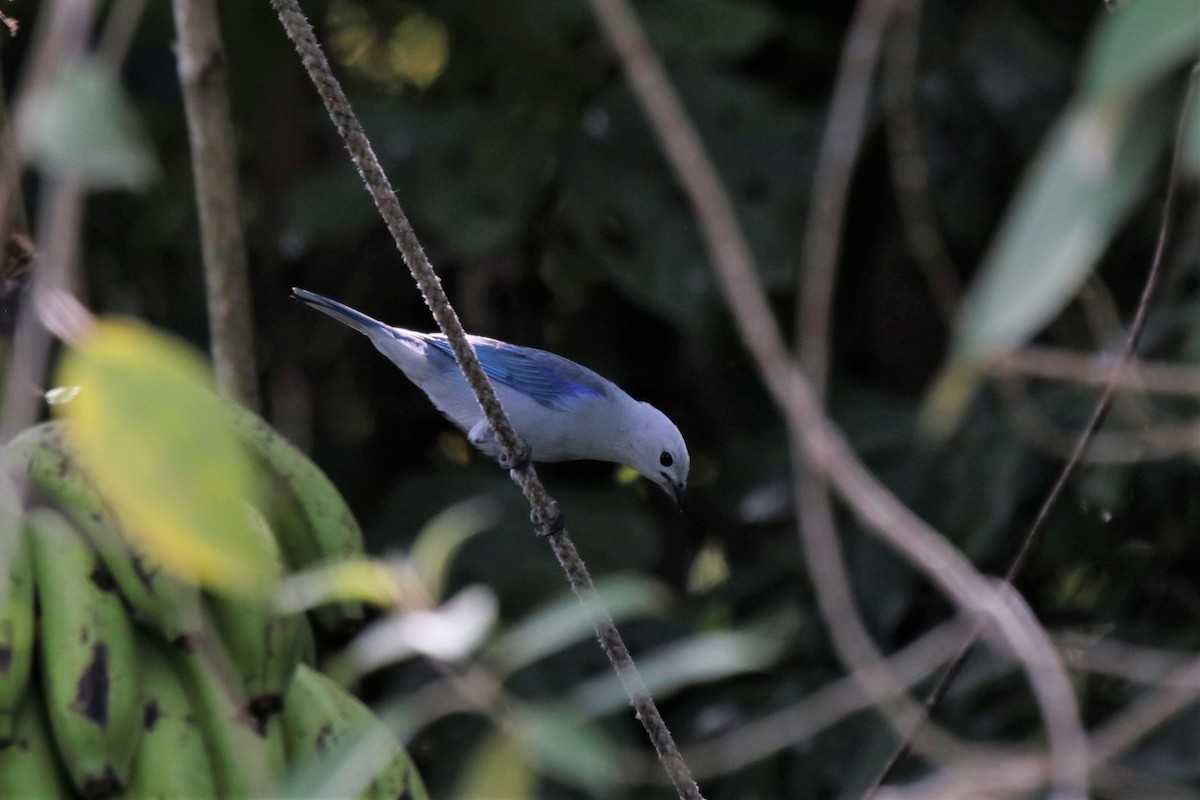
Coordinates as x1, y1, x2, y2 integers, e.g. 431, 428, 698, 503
423, 335, 610, 410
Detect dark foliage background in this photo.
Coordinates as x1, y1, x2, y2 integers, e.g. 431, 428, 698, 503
4, 0, 1199, 797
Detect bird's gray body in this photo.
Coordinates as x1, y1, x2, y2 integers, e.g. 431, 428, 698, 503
368, 325, 638, 464
293, 288, 689, 503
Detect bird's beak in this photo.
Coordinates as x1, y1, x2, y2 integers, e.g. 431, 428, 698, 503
666, 480, 686, 509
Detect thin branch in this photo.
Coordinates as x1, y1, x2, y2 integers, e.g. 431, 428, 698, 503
871, 61, 1200, 792
991, 345, 1200, 398
794, 0, 896, 376
0, 0, 99, 444
792, 0, 979, 771
584, 0, 1090, 796
996, 375, 1200, 464
97, 0, 147, 69
882, 0, 961, 320
671, 619, 979, 781
267, 3, 701, 798
1066, 636, 1200, 689
1090, 652, 1200, 765
172, 0, 261, 411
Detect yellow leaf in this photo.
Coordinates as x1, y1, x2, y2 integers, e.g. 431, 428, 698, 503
453, 731, 535, 800
55, 318, 273, 594
275, 558, 408, 612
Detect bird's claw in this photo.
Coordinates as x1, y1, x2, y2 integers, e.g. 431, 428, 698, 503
499, 439, 533, 471
531, 501, 564, 537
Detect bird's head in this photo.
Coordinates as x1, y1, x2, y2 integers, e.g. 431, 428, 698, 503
628, 402, 690, 507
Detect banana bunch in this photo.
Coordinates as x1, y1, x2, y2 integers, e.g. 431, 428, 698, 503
0, 411, 427, 799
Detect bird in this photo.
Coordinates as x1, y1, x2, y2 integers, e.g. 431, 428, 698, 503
293, 288, 690, 506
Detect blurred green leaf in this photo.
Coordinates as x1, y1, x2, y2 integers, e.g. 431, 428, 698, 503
282, 723, 401, 800
453, 731, 535, 800
951, 92, 1169, 361
280, 665, 430, 800
517, 704, 618, 796
687, 538, 731, 593
641, 0, 778, 59
17, 60, 157, 190
330, 585, 498, 679
1082, 0, 1200, 104
1186, 78, 1200, 176
572, 620, 794, 717
371, 471, 662, 615
275, 557, 404, 611
410, 496, 501, 601
328, 3, 450, 91
485, 573, 670, 673
55, 318, 273, 593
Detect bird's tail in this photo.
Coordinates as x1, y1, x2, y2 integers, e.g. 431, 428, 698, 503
292, 288, 387, 337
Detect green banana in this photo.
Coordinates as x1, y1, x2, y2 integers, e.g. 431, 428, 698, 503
205, 506, 310, 730
282, 664, 430, 800
13, 422, 204, 646
207, 595, 310, 722
0, 478, 34, 742
29, 508, 142, 799
168, 643, 278, 798
124, 634, 218, 799
227, 403, 366, 635
0, 684, 73, 799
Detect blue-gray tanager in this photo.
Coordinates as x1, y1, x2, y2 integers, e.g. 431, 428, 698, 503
293, 289, 689, 505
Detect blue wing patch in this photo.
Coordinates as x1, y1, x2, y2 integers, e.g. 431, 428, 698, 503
421, 334, 609, 410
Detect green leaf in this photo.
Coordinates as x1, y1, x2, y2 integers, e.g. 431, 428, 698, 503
1082, 0, 1200, 105
55, 318, 274, 594
572, 621, 794, 717
275, 557, 404, 611
410, 496, 501, 601
517, 705, 618, 796
485, 574, 669, 674
17, 60, 158, 190
951, 92, 1170, 361
453, 731, 536, 800
1186, 79, 1200, 177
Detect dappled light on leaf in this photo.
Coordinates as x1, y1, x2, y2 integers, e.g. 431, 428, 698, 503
686, 538, 731, 594
274, 557, 409, 612
328, 1, 449, 91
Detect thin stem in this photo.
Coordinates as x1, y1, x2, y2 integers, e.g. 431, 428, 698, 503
268, 3, 701, 797
790, 0, 976, 773
868, 61, 1200, 795
585, 0, 1090, 794
172, 0, 261, 411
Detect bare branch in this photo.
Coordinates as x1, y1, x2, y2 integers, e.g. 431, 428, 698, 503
172, 0, 260, 411
991, 346, 1200, 398
584, 0, 1090, 795
268, 3, 701, 797
882, 0, 960, 320
874, 60, 1200, 791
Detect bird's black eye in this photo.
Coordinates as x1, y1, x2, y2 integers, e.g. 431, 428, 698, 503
659, 451, 674, 468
